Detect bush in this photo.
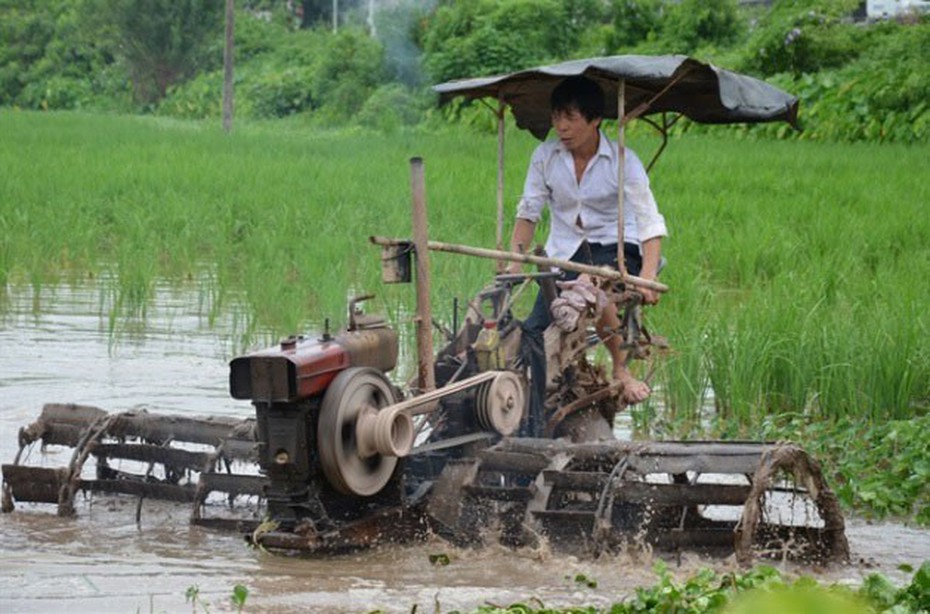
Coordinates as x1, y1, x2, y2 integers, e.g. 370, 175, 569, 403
741, 0, 864, 76
420, 0, 582, 83
17, 74, 94, 110
722, 18, 930, 144
607, 0, 664, 49
310, 27, 385, 118
356, 83, 431, 132
663, 0, 745, 53
0, 0, 61, 105
235, 6, 291, 61
159, 70, 223, 119
247, 64, 317, 118
0, 0, 125, 109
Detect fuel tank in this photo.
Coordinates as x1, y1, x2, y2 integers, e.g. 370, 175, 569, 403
229, 326, 398, 403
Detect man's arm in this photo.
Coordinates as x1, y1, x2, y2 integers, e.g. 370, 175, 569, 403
507, 217, 537, 273
637, 236, 662, 305
623, 151, 666, 305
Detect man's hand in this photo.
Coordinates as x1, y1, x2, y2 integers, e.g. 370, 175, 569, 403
637, 237, 662, 305
507, 218, 536, 276
639, 287, 660, 305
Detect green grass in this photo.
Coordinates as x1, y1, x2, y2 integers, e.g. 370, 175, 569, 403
2, 109, 928, 431
649, 132, 930, 427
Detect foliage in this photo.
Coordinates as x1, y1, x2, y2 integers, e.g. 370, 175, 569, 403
86, 0, 224, 105
234, 5, 292, 61
185, 584, 209, 613
311, 27, 386, 118
216, 22, 386, 120
356, 83, 433, 132
860, 562, 930, 613
606, 0, 663, 49
472, 563, 930, 613
740, 0, 865, 77
661, 0, 745, 53
159, 70, 224, 119
246, 63, 318, 118
231, 584, 249, 612
704, 17, 930, 145
759, 414, 930, 525
0, 0, 130, 110
3, 0, 929, 144
419, 0, 584, 83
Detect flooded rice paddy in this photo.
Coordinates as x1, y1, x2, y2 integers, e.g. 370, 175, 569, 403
1, 282, 927, 613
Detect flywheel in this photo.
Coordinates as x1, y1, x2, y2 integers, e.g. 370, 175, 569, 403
317, 367, 399, 496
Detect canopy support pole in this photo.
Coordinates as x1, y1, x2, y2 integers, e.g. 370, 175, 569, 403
496, 99, 506, 273
617, 79, 627, 277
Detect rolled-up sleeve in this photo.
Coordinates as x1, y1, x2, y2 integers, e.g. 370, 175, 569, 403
625, 150, 667, 242
516, 145, 549, 222
627, 182, 667, 241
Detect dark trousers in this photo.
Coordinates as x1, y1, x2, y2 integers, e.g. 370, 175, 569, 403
519, 242, 643, 437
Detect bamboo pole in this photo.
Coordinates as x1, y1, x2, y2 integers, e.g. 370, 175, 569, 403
495, 100, 506, 273
409, 158, 436, 394
617, 79, 627, 276
370, 236, 668, 293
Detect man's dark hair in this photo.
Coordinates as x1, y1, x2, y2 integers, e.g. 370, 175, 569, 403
550, 76, 605, 121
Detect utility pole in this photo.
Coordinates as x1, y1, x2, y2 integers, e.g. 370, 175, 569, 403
222, 0, 234, 133
332, 0, 338, 32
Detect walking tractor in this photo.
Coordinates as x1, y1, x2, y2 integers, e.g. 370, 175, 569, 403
1, 56, 848, 565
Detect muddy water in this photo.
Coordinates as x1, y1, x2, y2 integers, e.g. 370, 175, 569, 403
1, 283, 927, 613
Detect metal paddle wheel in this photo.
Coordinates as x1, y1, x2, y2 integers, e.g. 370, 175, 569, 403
1, 403, 262, 521
427, 438, 848, 564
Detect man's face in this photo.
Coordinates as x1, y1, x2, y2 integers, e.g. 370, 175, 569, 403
551, 107, 600, 153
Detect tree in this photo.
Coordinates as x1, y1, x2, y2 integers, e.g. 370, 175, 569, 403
608, 0, 663, 49
741, 0, 864, 76
421, 0, 582, 83
662, 0, 744, 52
92, 0, 223, 104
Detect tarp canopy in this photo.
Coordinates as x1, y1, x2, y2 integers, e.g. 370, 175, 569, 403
434, 55, 799, 140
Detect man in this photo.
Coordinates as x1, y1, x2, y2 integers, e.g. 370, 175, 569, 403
508, 75, 667, 435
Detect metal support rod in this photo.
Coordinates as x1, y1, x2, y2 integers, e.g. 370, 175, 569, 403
409, 158, 436, 395
370, 236, 669, 293
617, 79, 627, 277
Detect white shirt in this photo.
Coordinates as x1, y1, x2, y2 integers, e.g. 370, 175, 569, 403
516, 131, 668, 262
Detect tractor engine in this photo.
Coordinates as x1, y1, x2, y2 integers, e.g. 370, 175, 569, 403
229, 305, 405, 529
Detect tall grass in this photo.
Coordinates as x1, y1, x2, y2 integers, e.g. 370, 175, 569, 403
650, 134, 929, 427
1, 110, 927, 428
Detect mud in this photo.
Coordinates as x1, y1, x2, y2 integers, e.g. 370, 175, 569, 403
1, 283, 927, 613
